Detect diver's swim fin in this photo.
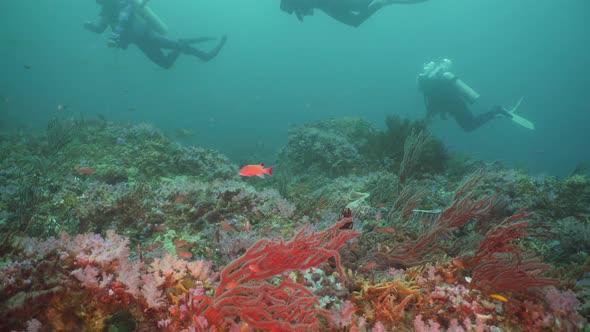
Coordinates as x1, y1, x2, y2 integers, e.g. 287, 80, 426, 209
506, 97, 535, 130
178, 37, 217, 44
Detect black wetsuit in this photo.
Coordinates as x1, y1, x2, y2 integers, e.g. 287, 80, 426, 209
86, 0, 226, 69
418, 76, 505, 132
280, 0, 429, 27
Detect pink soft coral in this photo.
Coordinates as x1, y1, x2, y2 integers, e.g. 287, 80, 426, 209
545, 287, 579, 312
414, 315, 441, 332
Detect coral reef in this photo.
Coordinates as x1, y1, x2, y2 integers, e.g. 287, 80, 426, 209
0, 118, 588, 331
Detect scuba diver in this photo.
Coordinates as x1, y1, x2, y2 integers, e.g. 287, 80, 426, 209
84, 0, 227, 69
280, 0, 429, 27
416, 59, 531, 132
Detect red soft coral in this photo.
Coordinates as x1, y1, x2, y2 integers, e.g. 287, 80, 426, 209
195, 218, 360, 330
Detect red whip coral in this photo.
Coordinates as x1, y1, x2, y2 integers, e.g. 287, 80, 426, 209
466, 208, 558, 293
379, 171, 495, 267
197, 217, 360, 330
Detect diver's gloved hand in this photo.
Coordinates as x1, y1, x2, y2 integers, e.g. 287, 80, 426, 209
107, 33, 121, 48
83, 21, 94, 31
295, 10, 304, 22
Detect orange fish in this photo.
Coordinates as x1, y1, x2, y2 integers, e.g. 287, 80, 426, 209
375, 203, 386, 207
245, 220, 251, 232
239, 323, 250, 332
225, 281, 239, 290
490, 294, 509, 302
74, 167, 94, 175
376, 227, 395, 234
360, 261, 377, 271
153, 224, 167, 232
238, 164, 273, 178
145, 242, 161, 251
174, 196, 186, 204
248, 264, 261, 273
451, 259, 465, 268
176, 249, 192, 259
221, 220, 234, 233
174, 239, 187, 248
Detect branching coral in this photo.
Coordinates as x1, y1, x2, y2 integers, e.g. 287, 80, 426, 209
192, 218, 360, 330
463, 209, 558, 293
378, 171, 495, 267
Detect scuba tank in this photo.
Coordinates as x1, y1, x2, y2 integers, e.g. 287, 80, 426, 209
419, 59, 480, 104
442, 71, 480, 104
132, 0, 168, 34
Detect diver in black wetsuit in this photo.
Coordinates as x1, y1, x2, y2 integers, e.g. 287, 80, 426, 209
84, 0, 227, 69
280, 0, 429, 27
417, 59, 512, 132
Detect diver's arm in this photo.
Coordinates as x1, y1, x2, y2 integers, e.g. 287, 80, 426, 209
423, 95, 436, 119
84, 12, 109, 33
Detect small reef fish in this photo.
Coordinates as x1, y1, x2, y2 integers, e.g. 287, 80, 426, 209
225, 281, 239, 290
175, 129, 194, 138
176, 249, 192, 259
360, 261, 377, 271
174, 239, 187, 248
452, 259, 465, 268
490, 294, 509, 302
239, 164, 273, 178
245, 220, 251, 232
221, 220, 234, 233
74, 167, 94, 175
174, 196, 187, 204
145, 242, 162, 251
375, 227, 395, 234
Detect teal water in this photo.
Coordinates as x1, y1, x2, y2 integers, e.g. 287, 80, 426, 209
1, 0, 589, 175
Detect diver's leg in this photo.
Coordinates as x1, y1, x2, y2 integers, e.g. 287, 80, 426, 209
183, 35, 227, 62
325, 4, 385, 27
450, 104, 479, 132
148, 31, 227, 62
454, 106, 506, 132
337, 0, 407, 27
146, 31, 185, 50
134, 38, 180, 69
